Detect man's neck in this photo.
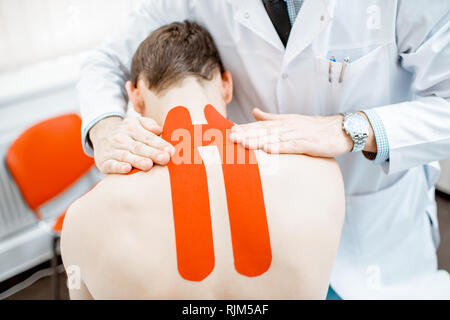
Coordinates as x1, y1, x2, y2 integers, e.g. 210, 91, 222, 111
146, 77, 227, 125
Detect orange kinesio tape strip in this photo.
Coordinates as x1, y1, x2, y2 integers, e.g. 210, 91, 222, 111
162, 107, 215, 282
131, 105, 272, 281
202, 106, 272, 277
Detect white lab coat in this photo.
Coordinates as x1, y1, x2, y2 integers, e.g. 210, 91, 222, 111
78, 0, 450, 299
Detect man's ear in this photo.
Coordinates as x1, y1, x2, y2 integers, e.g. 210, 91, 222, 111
126, 81, 145, 114
221, 71, 233, 105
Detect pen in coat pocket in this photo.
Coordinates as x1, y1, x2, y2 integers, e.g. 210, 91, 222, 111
328, 56, 350, 83
339, 57, 351, 83
328, 56, 336, 83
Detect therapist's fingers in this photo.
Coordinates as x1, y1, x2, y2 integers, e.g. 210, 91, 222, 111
130, 126, 175, 158
139, 116, 163, 135
232, 120, 280, 133
252, 108, 292, 121
128, 140, 171, 165
112, 149, 154, 171
263, 140, 313, 155
237, 129, 307, 150
111, 132, 170, 166
124, 117, 173, 156
238, 135, 280, 149
99, 160, 132, 175
230, 122, 284, 144
230, 125, 291, 145
229, 108, 291, 134
90, 116, 174, 174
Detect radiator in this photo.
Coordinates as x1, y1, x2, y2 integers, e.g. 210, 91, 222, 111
0, 140, 102, 240
0, 80, 102, 281
0, 143, 36, 240
0, 138, 101, 281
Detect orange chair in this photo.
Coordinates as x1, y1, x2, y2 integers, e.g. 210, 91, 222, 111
6, 113, 95, 299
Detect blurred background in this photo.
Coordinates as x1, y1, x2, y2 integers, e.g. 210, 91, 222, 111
0, 0, 143, 299
0, 0, 449, 300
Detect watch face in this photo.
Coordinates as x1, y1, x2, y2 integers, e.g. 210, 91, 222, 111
344, 114, 369, 137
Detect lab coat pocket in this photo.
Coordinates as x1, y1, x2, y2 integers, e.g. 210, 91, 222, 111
316, 44, 391, 115
344, 167, 430, 257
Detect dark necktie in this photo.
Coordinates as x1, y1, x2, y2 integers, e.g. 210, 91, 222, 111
262, 0, 292, 47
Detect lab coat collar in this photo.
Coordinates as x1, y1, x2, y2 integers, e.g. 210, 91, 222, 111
227, 0, 285, 51
284, 0, 334, 67
227, 0, 334, 63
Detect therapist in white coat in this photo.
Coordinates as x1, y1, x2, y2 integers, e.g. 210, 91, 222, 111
78, 0, 450, 299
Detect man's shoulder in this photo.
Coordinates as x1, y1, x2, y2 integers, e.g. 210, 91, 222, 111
93, 165, 171, 213
98, 165, 170, 197
259, 152, 342, 182
281, 154, 343, 194
259, 153, 344, 211
64, 166, 170, 229
61, 166, 172, 264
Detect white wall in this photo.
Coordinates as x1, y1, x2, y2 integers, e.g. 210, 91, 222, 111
0, 0, 143, 281
0, 0, 143, 73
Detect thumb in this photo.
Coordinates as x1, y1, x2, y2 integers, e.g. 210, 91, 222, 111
139, 116, 162, 135
252, 108, 287, 121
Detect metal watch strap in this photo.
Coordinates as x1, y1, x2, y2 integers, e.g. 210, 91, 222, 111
342, 112, 369, 153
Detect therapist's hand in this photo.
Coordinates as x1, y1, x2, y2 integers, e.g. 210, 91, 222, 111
230, 108, 375, 157
89, 116, 175, 174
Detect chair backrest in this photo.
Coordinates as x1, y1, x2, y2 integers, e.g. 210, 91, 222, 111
6, 113, 94, 217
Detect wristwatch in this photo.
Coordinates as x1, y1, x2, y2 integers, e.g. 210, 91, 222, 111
342, 112, 370, 153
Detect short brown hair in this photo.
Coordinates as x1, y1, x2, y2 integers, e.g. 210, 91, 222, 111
130, 21, 225, 94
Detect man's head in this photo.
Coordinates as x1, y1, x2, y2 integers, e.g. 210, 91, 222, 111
126, 21, 233, 124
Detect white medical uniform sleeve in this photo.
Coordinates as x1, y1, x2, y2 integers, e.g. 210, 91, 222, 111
77, 0, 192, 156
373, 1, 450, 174
362, 109, 390, 164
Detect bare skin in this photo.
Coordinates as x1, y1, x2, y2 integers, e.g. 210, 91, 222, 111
61, 74, 345, 300
62, 152, 344, 300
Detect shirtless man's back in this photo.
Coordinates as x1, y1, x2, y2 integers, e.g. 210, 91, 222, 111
61, 146, 344, 299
